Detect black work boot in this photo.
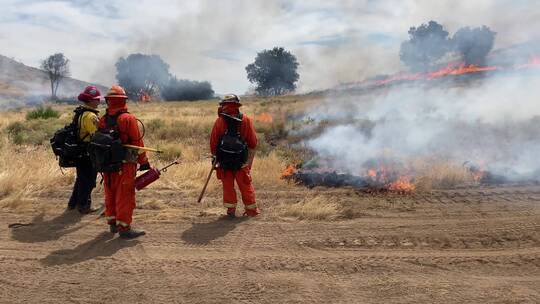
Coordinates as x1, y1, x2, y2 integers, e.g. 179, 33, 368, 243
109, 224, 118, 234
119, 228, 146, 239
226, 208, 236, 219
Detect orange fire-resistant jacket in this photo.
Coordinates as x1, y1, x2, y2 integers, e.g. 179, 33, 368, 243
98, 102, 148, 165
210, 114, 257, 158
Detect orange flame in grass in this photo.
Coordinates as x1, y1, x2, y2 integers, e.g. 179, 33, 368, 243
388, 176, 415, 193
281, 164, 297, 179
372, 62, 499, 87
365, 167, 415, 193
427, 63, 498, 79
255, 113, 273, 123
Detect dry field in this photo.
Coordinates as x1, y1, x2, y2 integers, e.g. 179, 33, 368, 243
0, 96, 539, 303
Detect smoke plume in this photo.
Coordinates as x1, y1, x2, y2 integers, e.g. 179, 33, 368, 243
305, 72, 540, 181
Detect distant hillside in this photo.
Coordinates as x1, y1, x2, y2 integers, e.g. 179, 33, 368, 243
0, 55, 106, 108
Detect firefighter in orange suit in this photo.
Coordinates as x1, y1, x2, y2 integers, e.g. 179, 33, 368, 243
99, 85, 150, 239
210, 94, 260, 218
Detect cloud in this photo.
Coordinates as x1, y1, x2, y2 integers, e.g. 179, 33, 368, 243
1, 0, 539, 93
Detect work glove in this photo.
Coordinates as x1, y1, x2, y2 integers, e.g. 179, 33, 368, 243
139, 163, 151, 171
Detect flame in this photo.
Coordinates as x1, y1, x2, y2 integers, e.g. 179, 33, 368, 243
371, 62, 499, 87
281, 164, 297, 179
375, 72, 423, 85
388, 176, 415, 192
464, 161, 488, 183
471, 171, 487, 183
139, 91, 151, 102
255, 113, 273, 123
470, 165, 488, 183
427, 63, 498, 79
365, 167, 415, 193
365, 167, 387, 183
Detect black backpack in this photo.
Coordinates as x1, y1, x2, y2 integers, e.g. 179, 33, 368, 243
50, 107, 97, 168
88, 111, 128, 173
217, 114, 248, 171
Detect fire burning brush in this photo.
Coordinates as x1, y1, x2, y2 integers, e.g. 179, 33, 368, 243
463, 161, 508, 185
281, 162, 416, 194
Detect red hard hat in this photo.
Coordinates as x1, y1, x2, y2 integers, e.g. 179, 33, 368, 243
78, 86, 102, 102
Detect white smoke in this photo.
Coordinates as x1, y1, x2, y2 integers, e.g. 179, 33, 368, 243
306, 72, 540, 180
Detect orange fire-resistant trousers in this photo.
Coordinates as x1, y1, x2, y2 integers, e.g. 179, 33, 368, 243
104, 163, 137, 229
217, 167, 257, 210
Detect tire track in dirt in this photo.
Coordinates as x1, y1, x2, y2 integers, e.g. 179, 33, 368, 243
1, 184, 540, 303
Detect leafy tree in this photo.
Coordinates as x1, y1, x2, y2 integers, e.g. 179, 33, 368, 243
41, 53, 70, 99
245, 47, 299, 96
452, 26, 496, 66
399, 21, 451, 72
161, 77, 214, 101
115, 54, 170, 99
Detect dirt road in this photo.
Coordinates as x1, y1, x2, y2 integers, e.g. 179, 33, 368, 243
1, 184, 539, 303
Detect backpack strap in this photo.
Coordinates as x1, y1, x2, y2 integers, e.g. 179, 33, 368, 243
104, 110, 129, 131
221, 113, 243, 135
73, 106, 100, 142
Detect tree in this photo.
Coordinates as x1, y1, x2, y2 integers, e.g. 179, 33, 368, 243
452, 26, 496, 66
161, 77, 215, 101
41, 53, 70, 99
115, 54, 170, 99
245, 47, 299, 96
399, 21, 451, 72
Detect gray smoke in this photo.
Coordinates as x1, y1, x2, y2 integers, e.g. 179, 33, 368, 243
2, 1, 540, 95
305, 72, 540, 180
122, 0, 540, 93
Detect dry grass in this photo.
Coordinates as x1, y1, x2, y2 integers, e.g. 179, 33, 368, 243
0, 97, 304, 214
411, 158, 475, 191
0, 143, 74, 211
0, 95, 482, 220
277, 195, 341, 220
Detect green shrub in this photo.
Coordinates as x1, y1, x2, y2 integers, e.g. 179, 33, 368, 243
5, 118, 65, 145
26, 106, 60, 120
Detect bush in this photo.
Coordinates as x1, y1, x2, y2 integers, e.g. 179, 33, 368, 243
161, 77, 214, 101
26, 106, 60, 120
145, 118, 167, 133
6, 118, 65, 145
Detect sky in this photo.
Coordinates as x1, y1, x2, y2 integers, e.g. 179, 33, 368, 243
0, 0, 539, 94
